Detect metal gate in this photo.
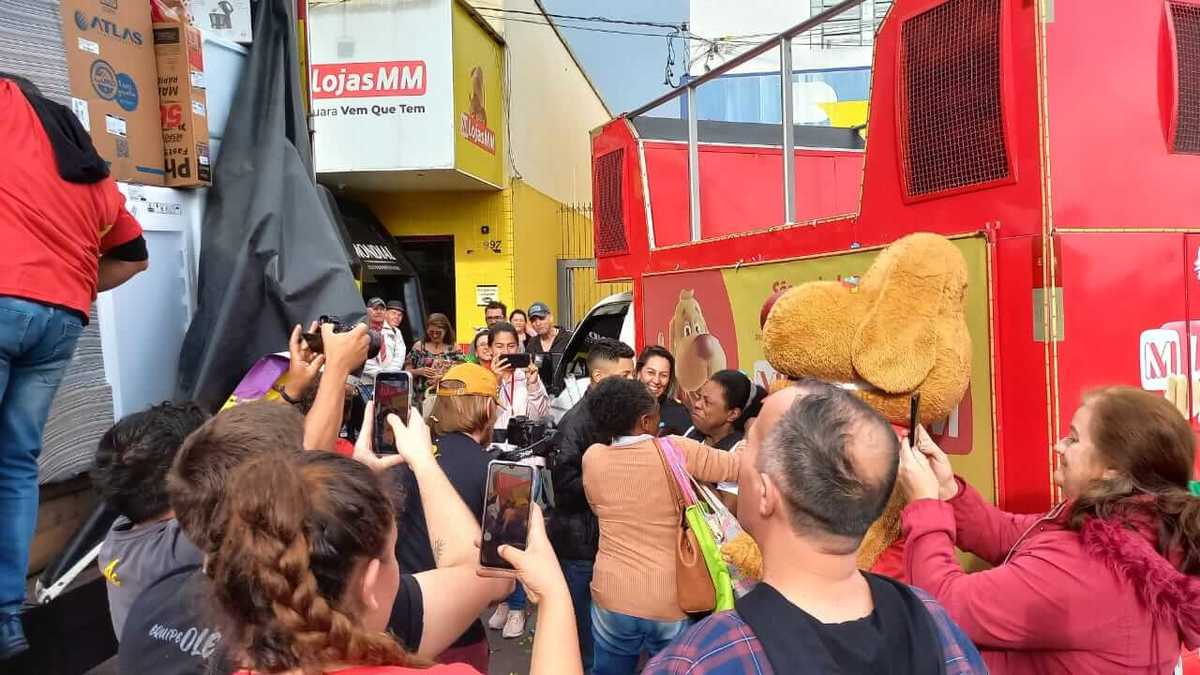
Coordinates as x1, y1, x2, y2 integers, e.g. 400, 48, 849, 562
557, 259, 631, 330
558, 204, 632, 329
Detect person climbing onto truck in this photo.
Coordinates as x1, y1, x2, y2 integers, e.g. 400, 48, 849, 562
0, 72, 149, 660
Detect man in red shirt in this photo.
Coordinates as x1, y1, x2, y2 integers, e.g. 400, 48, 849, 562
0, 73, 148, 660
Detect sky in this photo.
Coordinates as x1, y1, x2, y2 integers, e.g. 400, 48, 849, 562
540, 0, 690, 115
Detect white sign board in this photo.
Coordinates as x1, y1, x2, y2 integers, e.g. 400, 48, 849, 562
475, 285, 499, 306
310, 0, 453, 173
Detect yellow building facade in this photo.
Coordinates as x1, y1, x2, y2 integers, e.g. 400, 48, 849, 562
318, 0, 616, 338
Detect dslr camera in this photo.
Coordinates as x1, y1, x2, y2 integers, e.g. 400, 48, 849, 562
303, 314, 383, 361
493, 416, 555, 461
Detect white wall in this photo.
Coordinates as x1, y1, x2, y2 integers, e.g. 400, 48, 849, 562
473, 0, 610, 205
688, 0, 876, 76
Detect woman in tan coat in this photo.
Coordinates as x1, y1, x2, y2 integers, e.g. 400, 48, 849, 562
582, 377, 740, 675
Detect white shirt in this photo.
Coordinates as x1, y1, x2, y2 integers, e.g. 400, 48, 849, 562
612, 434, 654, 447
550, 376, 590, 424
362, 324, 406, 384
495, 368, 550, 431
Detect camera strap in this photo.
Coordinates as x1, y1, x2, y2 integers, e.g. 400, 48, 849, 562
508, 370, 527, 417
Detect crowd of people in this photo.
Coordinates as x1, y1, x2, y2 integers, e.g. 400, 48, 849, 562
2, 37, 1198, 675
72, 290, 1200, 675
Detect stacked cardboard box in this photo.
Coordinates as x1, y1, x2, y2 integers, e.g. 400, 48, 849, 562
59, 0, 165, 185
152, 0, 212, 187
58, 0, 213, 187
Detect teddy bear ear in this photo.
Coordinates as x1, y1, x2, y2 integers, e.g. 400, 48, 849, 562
851, 252, 946, 393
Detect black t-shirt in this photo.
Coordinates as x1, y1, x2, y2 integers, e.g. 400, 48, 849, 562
526, 327, 574, 394
388, 431, 490, 647
658, 398, 692, 437
388, 573, 424, 652
736, 579, 942, 675
118, 566, 229, 675
120, 569, 426, 675
685, 427, 744, 451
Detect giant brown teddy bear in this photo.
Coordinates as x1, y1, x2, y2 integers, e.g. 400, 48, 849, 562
727, 232, 972, 576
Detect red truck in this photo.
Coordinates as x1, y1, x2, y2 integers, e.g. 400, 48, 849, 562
587, 0, 1200, 516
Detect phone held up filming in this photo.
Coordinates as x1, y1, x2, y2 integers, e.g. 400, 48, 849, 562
479, 460, 539, 571
374, 372, 413, 455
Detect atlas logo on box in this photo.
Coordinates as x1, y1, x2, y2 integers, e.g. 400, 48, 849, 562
74, 10, 144, 45
310, 61, 426, 99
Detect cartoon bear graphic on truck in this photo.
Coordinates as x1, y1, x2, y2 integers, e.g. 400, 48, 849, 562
659, 289, 727, 396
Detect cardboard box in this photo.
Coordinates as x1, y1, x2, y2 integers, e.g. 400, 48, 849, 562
59, 0, 165, 185
189, 0, 253, 43
152, 1, 212, 187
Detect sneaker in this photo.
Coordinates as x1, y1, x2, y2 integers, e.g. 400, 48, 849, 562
501, 609, 526, 639
487, 603, 510, 631
0, 614, 28, 661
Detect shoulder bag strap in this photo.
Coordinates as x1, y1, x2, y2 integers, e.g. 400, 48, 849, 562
659, 437, 699, 505
653, 438, 686, 517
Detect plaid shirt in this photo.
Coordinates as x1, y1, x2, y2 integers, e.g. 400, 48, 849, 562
643, 588, 986, 675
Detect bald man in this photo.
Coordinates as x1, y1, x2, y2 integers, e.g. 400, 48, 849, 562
645, 381, 985, 675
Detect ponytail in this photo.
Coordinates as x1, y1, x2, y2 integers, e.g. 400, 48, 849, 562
210, 453, 414, 674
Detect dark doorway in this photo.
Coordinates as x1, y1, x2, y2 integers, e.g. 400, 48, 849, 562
398, 236, 456, 322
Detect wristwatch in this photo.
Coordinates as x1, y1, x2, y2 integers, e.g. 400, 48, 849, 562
274, 384, 300, 405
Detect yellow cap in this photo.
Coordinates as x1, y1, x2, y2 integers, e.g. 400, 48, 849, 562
436, 363, 499, 398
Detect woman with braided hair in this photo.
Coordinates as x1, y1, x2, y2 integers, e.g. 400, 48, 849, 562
212, 431, 583, 675
213, 451, 441, 674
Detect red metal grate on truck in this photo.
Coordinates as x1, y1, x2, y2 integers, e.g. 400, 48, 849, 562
899, 0, 1009, 197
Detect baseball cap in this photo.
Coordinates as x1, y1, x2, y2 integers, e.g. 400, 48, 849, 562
386, 300, 405, 311
366, 297, 386, 309
436, 363, 499, 399
528, 301, 551, 318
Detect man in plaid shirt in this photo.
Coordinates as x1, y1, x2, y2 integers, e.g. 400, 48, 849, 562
645, 381, 985, 675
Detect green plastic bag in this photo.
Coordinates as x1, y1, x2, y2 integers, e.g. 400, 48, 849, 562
685, 503, 735, 611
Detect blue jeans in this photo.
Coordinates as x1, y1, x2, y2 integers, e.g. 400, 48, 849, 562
0, 298, 82, 616
507, 584, 526, 610
590, 603, 689, 675
561, 559, 595, 672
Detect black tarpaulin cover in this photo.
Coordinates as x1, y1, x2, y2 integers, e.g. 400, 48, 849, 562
177, 0, 364, 410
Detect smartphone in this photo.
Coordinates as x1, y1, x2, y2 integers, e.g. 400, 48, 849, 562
909, 392, 921, 443
480, 461, 537, 570
374, 372, 413, 455
503, 352, 531, 370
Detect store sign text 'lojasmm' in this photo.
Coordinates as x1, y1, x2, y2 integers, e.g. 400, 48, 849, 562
311, 61, 427, 99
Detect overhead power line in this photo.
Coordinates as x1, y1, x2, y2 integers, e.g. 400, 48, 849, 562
470, 9, 703, 42
467, 6, 688, 31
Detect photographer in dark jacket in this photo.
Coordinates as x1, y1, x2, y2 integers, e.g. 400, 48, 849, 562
527, 301, 574, 396
549, 338, 635, 672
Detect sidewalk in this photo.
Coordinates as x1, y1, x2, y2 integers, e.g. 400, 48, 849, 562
483, 608, 535, 675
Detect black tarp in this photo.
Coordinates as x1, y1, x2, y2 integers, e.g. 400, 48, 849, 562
176, 0, 365, 411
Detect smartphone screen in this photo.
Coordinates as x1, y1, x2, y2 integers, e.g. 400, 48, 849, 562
480, 461, 535, 570
504, 352, 531, 370
374, 372, 412, 455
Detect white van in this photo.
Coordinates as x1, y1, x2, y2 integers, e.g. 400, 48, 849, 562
548, 292, 634, 422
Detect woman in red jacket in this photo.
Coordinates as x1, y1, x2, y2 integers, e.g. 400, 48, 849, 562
899, 386, 1199, 674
